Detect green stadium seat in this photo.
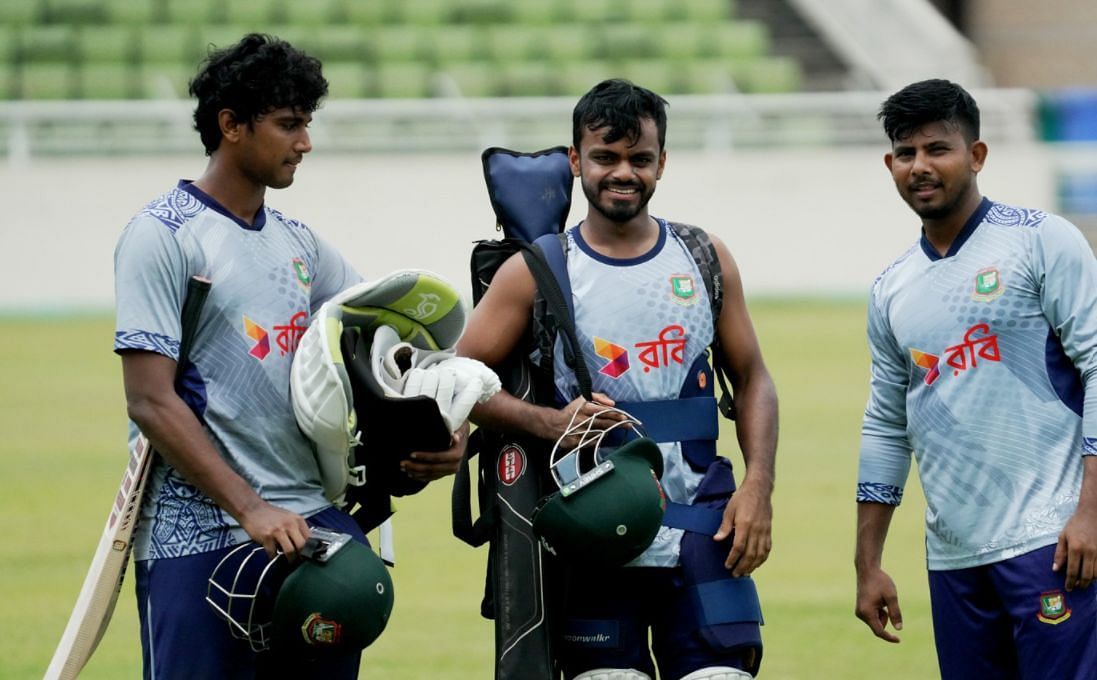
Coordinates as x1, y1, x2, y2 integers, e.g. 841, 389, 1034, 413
485, 25, 539, 62
497, 61, 562, 97
682, 59, 735, 94
0, 0, 40, 26
730, 56, 801, 93
321, 61, 370, 98
571, 0, 616, 23
0, 27, 12, 61
613, 59, 677, 95
38, 0, 108, 25
421, 25, 488, 65
710, 21, 768, 59
375, 62, 429, 98
163, 0, 221, 27
223, 0, 278, 25
77, 61, 143, 98
0, 63, 16, 99
537, 25, 585, 62
78, 25, 140, 62
342, 0, 386, 26
296, 26, 370, 63
399, 0, 449, 25
17, 62, 77, 99
446, 0, 513, 26
660, 24, 708, 60
283, 0, 347, 26
434, 61, 493, 98
678, 0, 732, 22
102, 0, 154, 25
136, 25, 196, 63
373, 26, 430, 62
141, 61, 193, 98
560, 60, 615, 96
15, 25, 79, 64
624, 0, 670, 23
593, 24, 658, 61
509, 0, 555, 26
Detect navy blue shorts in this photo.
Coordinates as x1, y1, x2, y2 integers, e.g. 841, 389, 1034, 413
135, 507, 367, 680
928, 544, 1097, 680
557, 566, 757, 680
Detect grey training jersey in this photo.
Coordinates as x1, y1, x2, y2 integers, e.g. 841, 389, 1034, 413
858, 198, 1097, 570
114, 181, 362, 561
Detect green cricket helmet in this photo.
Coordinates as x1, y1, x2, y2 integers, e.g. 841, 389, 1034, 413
532, 435, 667, 567
207, 529, 393, 655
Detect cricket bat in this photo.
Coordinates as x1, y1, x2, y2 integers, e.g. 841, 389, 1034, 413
45, 275, 211, 680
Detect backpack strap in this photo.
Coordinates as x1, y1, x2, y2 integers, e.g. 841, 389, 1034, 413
525, 233, 593, 401
669, 222, 737, 421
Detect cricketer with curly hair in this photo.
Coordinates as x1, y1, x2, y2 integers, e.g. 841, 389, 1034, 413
113, 34, 465, 678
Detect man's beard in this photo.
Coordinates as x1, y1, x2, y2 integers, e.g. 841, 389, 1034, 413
582, 178, 653, 223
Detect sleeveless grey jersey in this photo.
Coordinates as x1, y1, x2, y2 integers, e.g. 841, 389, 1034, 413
114, 181, 362, 560
553, 219, 715, 567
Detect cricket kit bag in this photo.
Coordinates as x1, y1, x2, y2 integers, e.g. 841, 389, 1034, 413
452, 146, 587, 680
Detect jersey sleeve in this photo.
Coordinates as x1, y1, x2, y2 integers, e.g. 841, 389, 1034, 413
1035, 215, 1097, 456
857, 290, 913, 505
113, 216, 189, 360
307, 229, 364, 308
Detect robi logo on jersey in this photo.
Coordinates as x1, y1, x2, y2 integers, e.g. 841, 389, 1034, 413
910, 322, 1002, 385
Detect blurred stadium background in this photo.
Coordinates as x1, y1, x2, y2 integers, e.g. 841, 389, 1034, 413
1, 0, 1095, 311
1, 1, 1095, 678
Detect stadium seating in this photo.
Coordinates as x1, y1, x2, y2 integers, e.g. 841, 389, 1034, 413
0, 0, 801, 99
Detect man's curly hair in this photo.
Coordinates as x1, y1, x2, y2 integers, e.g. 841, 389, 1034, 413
189, 33, 328, 155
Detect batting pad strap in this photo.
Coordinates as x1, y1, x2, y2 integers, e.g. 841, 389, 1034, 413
687, 578, 764, 627
662, 502, 724, 536
615, 397, 719, 443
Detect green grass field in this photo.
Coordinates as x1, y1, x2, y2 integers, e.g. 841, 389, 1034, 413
0, 300, 938, 679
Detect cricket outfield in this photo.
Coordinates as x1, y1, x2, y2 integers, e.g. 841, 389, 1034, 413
0, 301, 939, 679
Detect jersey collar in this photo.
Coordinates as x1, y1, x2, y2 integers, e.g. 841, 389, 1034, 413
919, 197, 991, 261
571, 217, 668, 266
178, 180, 267, 231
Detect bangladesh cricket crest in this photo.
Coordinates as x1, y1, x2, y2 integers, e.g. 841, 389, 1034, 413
301, 612, 343, 645
669, 275, 698, 306
292, 258, 312, 291
972, 267, 1003, 302
1037, 590, 1071, 625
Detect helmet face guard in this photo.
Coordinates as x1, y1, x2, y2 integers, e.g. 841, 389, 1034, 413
206, 543, 293, 653
531, 408, 667, 566
206, 529, 394, 654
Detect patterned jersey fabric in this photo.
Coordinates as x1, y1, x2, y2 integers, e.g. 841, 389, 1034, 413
114, 181, 362, 560
858, 198, 1097, 569
553, 219, 715, 567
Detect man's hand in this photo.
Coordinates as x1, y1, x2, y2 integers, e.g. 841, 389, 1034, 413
552, 393, 629, 449
402, 423, 469, 483
855, 567, 903, 643
239, 500, 311, 560
714, 477, 773, 577
1053, 503, 1097, 591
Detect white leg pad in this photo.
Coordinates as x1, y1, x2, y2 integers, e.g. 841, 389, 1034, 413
678, 667, 753, 680
571, 669, 652, 680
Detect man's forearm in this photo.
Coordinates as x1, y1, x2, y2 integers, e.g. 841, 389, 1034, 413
855, 501, 898, 573
129, 393, 262, 520
733, 371, 778, 489
470, 389, 558, 441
